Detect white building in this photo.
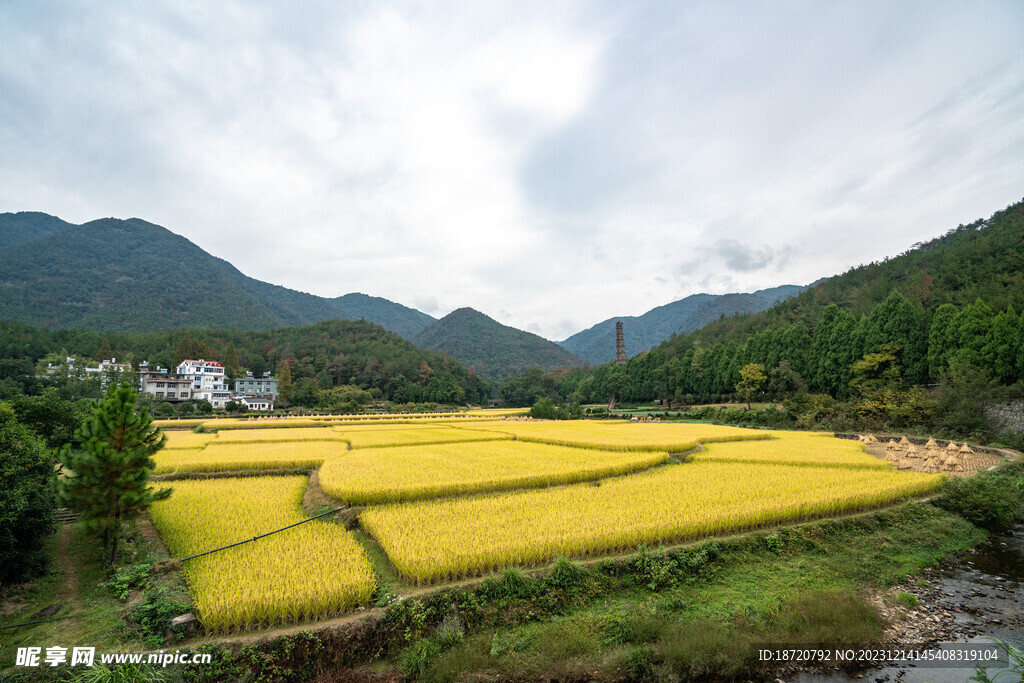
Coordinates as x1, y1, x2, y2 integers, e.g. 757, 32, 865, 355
235, 395, 274, 411
177, 359, 230, 408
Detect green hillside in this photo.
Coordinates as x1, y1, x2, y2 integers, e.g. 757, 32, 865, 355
562, 199, 1024, 408
414, 308, 587, 379
0, 318, 488, 405
560, 286, 804, 364
0, 214, 435, 338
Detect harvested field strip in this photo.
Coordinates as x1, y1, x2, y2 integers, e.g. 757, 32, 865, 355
150, 476, 375, 632
318, 440, 670, 504
361, 460, 944, 584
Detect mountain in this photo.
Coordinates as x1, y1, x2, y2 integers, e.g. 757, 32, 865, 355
0, 213, 435, 337
560, 285, 805, 364
413, 308, 588, 379
0, 211, 73, 249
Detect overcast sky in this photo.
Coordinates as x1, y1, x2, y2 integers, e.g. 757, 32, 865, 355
2, 2, 1022, 340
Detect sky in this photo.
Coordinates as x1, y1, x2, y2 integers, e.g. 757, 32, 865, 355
1, 1, 1023, 341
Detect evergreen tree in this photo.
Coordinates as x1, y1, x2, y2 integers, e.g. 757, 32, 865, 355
173, 333, 193, 367
986, 306, 1020, 385
58, 384, 171, 564
94, 337, 113, 362
190, 337, 211, 361
927, 303, 960, 382
223, 344, 241, 379
276, 360, 293, 403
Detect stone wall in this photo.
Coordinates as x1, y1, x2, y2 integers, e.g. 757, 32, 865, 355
987, 401, 1024, 434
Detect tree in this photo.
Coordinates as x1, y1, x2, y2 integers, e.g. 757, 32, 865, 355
223, 344, 241, 379
58, 384, 171, 564
276, 360, 293, 404
94, 337, 113, 362
735, 363, 766, 409
0, 404, 55, 584
173, 333, 193, 367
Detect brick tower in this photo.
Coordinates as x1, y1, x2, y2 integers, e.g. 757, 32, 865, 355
615, 321, 626, 365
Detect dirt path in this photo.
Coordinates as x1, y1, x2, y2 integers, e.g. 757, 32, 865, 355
55, 524, 81, 609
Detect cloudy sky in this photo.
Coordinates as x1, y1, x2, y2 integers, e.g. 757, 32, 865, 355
2, 2, 1022, 340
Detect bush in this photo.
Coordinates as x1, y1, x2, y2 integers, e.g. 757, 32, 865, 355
0, 404, 55, 583
936, 468, 1024, 531
545, 557, 588, 590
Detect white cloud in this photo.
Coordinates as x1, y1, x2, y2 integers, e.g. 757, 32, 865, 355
1, 1, 1022, 340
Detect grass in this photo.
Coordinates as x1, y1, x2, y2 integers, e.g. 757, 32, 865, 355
0, 524, 145, 668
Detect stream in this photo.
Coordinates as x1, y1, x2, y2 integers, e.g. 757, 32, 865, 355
791, 523, 1023, 683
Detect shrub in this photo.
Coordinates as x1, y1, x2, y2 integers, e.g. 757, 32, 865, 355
546, 556, 588, 590
936, 469, 1024, 531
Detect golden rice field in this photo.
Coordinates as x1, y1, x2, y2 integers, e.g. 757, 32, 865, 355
213, 427, 351, 443
318, 441, 670, 504
149, 476, 375, 632
152, 441, 347, 474
691, 434, 892, 469
361, 460, 944, 584
334, 425, 512, 449
470, 420, 772, 451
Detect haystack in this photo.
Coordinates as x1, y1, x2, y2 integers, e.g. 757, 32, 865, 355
905, 443, 920, 457
922, 455, 941, 473
942, 453, 965, 473
925, 438, 938, 448
896, 455, 916, 470
945, 441, 960, 453
885, 440, 900, 460
959, 443, 974, 455
863, 433, 877, 444
899, 436, 912, 447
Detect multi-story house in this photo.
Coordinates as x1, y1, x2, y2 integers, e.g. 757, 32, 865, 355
177, 359, 231, 408
138, 364, 193, 402
233, 371, 279, 400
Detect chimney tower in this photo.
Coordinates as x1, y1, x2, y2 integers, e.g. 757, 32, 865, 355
615, 321, 626, 365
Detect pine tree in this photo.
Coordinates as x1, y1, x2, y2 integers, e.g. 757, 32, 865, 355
94, 338, 113, 362
59, 384, 171, 564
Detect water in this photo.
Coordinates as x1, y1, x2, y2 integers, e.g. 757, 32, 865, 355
793, 524, 1024, 683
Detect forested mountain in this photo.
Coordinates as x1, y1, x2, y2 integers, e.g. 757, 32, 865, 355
560, 285, 805, 364
0, 211, 73, 249
0, 318, 488, 405
574, 199, 1024, 406
0, 213, 435, 338
413, 308, 587, 379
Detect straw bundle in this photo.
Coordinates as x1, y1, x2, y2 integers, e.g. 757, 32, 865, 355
942, 453, 964, 473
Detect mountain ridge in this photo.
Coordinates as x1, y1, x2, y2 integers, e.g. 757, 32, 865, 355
413, 307, 587, 379
0, 213, 435, 338
559, 285, 806, 364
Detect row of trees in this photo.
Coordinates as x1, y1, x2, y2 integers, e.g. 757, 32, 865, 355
0, 319, 492, 408
568, 292, 1024, 406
